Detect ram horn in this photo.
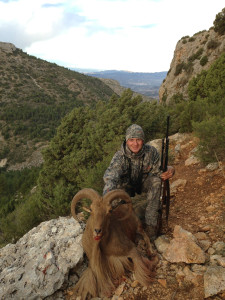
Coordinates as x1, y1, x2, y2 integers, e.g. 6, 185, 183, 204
103, 189, 133, 220
71, 188, 101, 221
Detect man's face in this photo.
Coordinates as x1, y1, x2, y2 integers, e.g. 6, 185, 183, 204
126, 138, 144, 154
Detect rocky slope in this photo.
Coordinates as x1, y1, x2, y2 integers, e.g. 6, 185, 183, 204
1, 133, 224, 300
159, 28, 225, 103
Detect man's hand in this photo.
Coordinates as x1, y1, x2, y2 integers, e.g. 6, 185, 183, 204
160, 166, 175, 181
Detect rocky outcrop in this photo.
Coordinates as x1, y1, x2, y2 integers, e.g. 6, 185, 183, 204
159, 28, 225, 103
0, 217, 84, 299
0, 42, 16, 53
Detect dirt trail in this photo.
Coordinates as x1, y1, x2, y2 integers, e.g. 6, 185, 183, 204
121, 137, 225, 300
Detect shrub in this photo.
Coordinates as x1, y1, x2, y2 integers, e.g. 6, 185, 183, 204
200, 56, 208, 66
194, 30, 207, 36
213, 7, 225, 35
174, 62, 185, 76
188, 48, 204, 62
188, 37, 195, 42
207, 39, 220, 49
193, 116, 225, 164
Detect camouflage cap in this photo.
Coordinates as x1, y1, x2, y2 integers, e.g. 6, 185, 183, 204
125, 124, 145, 141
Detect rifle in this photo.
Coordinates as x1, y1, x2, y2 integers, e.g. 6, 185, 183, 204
156, 115, 170, 236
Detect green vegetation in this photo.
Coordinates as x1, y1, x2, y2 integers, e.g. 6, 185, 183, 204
188, 37, 196, 42
200, 56, 208, 66
174, 48, 205, 76
188, 48, 204, 62
207, 39, 220, 50
213, 7, 225, 35
0, 49, 114, 164
0, 52, 225, 248
188, 52, 225, 163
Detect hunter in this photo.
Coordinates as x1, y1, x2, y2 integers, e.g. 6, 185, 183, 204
103, 124, 175, 240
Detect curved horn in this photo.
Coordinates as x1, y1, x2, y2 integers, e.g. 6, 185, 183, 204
103, 189, 133, 220
71, 188, 101, 221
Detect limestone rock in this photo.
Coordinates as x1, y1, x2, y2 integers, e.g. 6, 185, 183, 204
0, 158, 7, 168
0, 217, 84, 299
154, 235, 170, 254
206, 162, 219, 171
204, 266, 225, 298
159, 28, 225, 103
0, 42, 16, 53
185, 155, 200, 166
163, 226, 206, 264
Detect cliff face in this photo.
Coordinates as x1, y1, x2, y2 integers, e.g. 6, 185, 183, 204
159, 29, 225, 103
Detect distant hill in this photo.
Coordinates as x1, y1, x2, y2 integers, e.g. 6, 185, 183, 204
0, 42, 115, 169
71, 69, 167, 99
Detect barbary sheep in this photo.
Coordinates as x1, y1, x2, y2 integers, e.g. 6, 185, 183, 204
70, 188, 157, 299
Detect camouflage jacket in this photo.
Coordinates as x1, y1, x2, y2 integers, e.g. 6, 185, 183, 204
103, 141, 161, 195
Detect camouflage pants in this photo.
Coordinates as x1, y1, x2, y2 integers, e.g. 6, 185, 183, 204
141, 174, 161, 227
116, 174, 161, 227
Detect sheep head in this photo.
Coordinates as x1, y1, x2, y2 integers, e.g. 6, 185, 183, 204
71, 188, 132, 241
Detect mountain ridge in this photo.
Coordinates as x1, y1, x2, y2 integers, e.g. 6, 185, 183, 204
71, 68, 167, 98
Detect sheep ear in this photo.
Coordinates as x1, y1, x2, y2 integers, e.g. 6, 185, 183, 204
71, 188, 101, 221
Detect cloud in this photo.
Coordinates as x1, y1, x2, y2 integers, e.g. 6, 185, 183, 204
0, 0, 224, 72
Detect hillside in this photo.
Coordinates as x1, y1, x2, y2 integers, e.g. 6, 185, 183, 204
159, 8, 225, 103
0, 42, 115, 169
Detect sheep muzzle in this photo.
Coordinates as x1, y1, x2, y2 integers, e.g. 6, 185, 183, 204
93, 229, 103, 241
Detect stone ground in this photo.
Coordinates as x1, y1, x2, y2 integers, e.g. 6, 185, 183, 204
66, 136, 225, 300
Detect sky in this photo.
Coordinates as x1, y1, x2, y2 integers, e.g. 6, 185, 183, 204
0, 0, 224, 73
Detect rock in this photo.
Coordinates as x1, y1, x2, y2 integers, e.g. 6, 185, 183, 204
163, 226, 206, 264
194, 232, 208, 240
210, 255, 223, 266
0, 158, 7, 168
0, 42, 16, 53
148, 139, 162, 154
170, 179, 187, 194
159, 28, 225, 103
185, 155, 200, 166
0, 217, 84, 299
169, 133, 190, 143
208, 247, 216, 255
198, 240, 211, 252
204, 266, 225, 298
198, 224, 212, 232
154, 235, 170, 253
182, 266, 203, 287
206, 162, 219, 171
157, 278, 167, 288
174, 143, 181, 155
191, 264, 207, 274
212, 241, 225, 256
217, 257, 225, 268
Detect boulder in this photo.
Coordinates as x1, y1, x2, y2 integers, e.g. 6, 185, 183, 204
0, 217, 84, 299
